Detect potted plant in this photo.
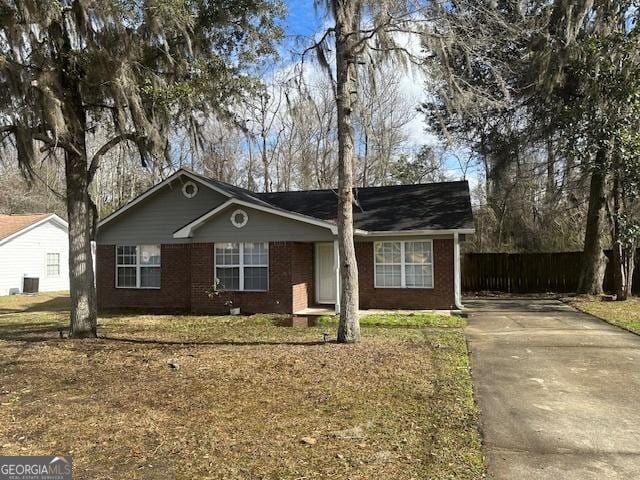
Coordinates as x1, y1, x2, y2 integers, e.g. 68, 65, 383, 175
207, 278, 240, 315
227, 299, 241, 316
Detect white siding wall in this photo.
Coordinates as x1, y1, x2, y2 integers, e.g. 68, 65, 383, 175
0, 220, 69, 295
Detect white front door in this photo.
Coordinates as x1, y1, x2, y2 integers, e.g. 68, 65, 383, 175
315, 243, 336, 304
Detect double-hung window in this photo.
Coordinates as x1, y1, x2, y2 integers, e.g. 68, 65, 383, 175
116, 245, 161, 289
46, 253, 60, 277
215, 242, 268, 291
374, 240, 433, 288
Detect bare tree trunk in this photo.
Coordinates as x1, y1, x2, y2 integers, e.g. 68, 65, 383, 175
247, 143, 256, 191
334, 0, 360, 344
578, 149, 608, 295
612, 241, 631, 301
611, 170, 626, 300
545, 135, 556, 203
362, 130, 369, 187
625, 249, 636, 299
65, 151, 98, 338
611, 166, 636, 301
55, 20, 98, 338
262, 134, 270, 192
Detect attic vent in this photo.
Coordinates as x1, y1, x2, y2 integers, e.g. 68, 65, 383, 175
182, 181, 198, 198
230, 209, 248, 228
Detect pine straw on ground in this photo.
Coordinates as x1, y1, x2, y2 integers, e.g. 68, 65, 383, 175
0, 293, 485, 480
568, 295, 640, 335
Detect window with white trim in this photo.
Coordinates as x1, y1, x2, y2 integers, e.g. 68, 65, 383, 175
374, 240, 433, 288
215, 242, 268, 291
46, 253, 60, 277
116, 245, 161, 288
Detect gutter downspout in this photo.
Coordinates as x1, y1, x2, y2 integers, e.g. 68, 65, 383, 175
334, 239, 341, 315
453, 231, 464, 310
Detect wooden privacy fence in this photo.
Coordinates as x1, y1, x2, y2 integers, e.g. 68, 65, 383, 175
462, 250, 640, 294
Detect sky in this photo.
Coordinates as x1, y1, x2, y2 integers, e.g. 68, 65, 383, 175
278, 0, 478, 184
282, 0, 323, 39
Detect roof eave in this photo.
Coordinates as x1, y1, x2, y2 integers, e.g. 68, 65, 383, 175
0, 214, 67, 246
360, 228, 475, 237
97, 169, 234, 229
173, 198, 340, 238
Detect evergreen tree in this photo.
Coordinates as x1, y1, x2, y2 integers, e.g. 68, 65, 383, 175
0, 0, 284, 336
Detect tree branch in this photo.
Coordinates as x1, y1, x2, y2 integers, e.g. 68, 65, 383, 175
0, 125, 16, 135
33, 133, 83, 157
0, 125, 66, 199
2, 126, 87, 161
88, 133, 140, 182
298, 27, 337, 97
30, 167, 66, 201
300, 27, 335, 63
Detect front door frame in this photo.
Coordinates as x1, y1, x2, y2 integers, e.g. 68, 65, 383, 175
315, 242, 336, 305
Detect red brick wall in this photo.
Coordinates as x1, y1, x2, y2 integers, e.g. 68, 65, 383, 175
189, 243, 215, 312
291, 243, 314, 314
189, 242, 313, 315
96, 244, 191, 310
357, 239, 455, 310
97, 239, 453, 313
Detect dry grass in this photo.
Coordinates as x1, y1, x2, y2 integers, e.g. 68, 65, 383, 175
359, 312, 466, 328
314, 313, 465, 329
0, 292, 485, 480
568, 296, 640, 335
0, 290, 70, 314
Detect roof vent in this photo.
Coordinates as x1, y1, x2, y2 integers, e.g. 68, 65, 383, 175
230, 209, 248, 228
182, 181, 198, 199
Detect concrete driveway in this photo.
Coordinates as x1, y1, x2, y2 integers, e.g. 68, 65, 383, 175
465, 298, 640, 479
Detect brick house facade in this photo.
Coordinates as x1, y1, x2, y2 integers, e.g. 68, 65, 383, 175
96, 169, 473, 314
97, 239, 456, 313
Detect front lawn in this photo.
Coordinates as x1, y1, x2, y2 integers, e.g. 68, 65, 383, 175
568, 296, 640, 335
0, 290, 70, 314
0, 292, 485, 479
360, 312, 466, 328
315, 312, 465, 329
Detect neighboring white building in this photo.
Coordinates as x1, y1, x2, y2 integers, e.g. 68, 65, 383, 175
0, 214, 69, 296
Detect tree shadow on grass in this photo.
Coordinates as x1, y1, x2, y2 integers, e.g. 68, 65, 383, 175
0, 322, 65, 342
97, 309, 190, 319
0, 295, 70, 314
98, 335, 330, 347
0, 323, 330, 347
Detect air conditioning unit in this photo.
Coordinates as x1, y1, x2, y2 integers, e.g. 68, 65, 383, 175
23, 276, 39, 294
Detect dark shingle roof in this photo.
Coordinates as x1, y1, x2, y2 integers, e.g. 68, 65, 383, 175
186, 168, 473, 231
187, 170, 273, 207
99, 168, 473, 232
258, 181, 474, 232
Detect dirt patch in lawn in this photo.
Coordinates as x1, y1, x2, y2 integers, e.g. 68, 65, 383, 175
568, 296, 640, 335
0, 297, 484, 479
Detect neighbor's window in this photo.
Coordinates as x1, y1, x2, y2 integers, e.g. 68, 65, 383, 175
374, 240, 433, 288
116, 245, 161, 288
46, 253, 60, 277
215, 242, 268, 291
